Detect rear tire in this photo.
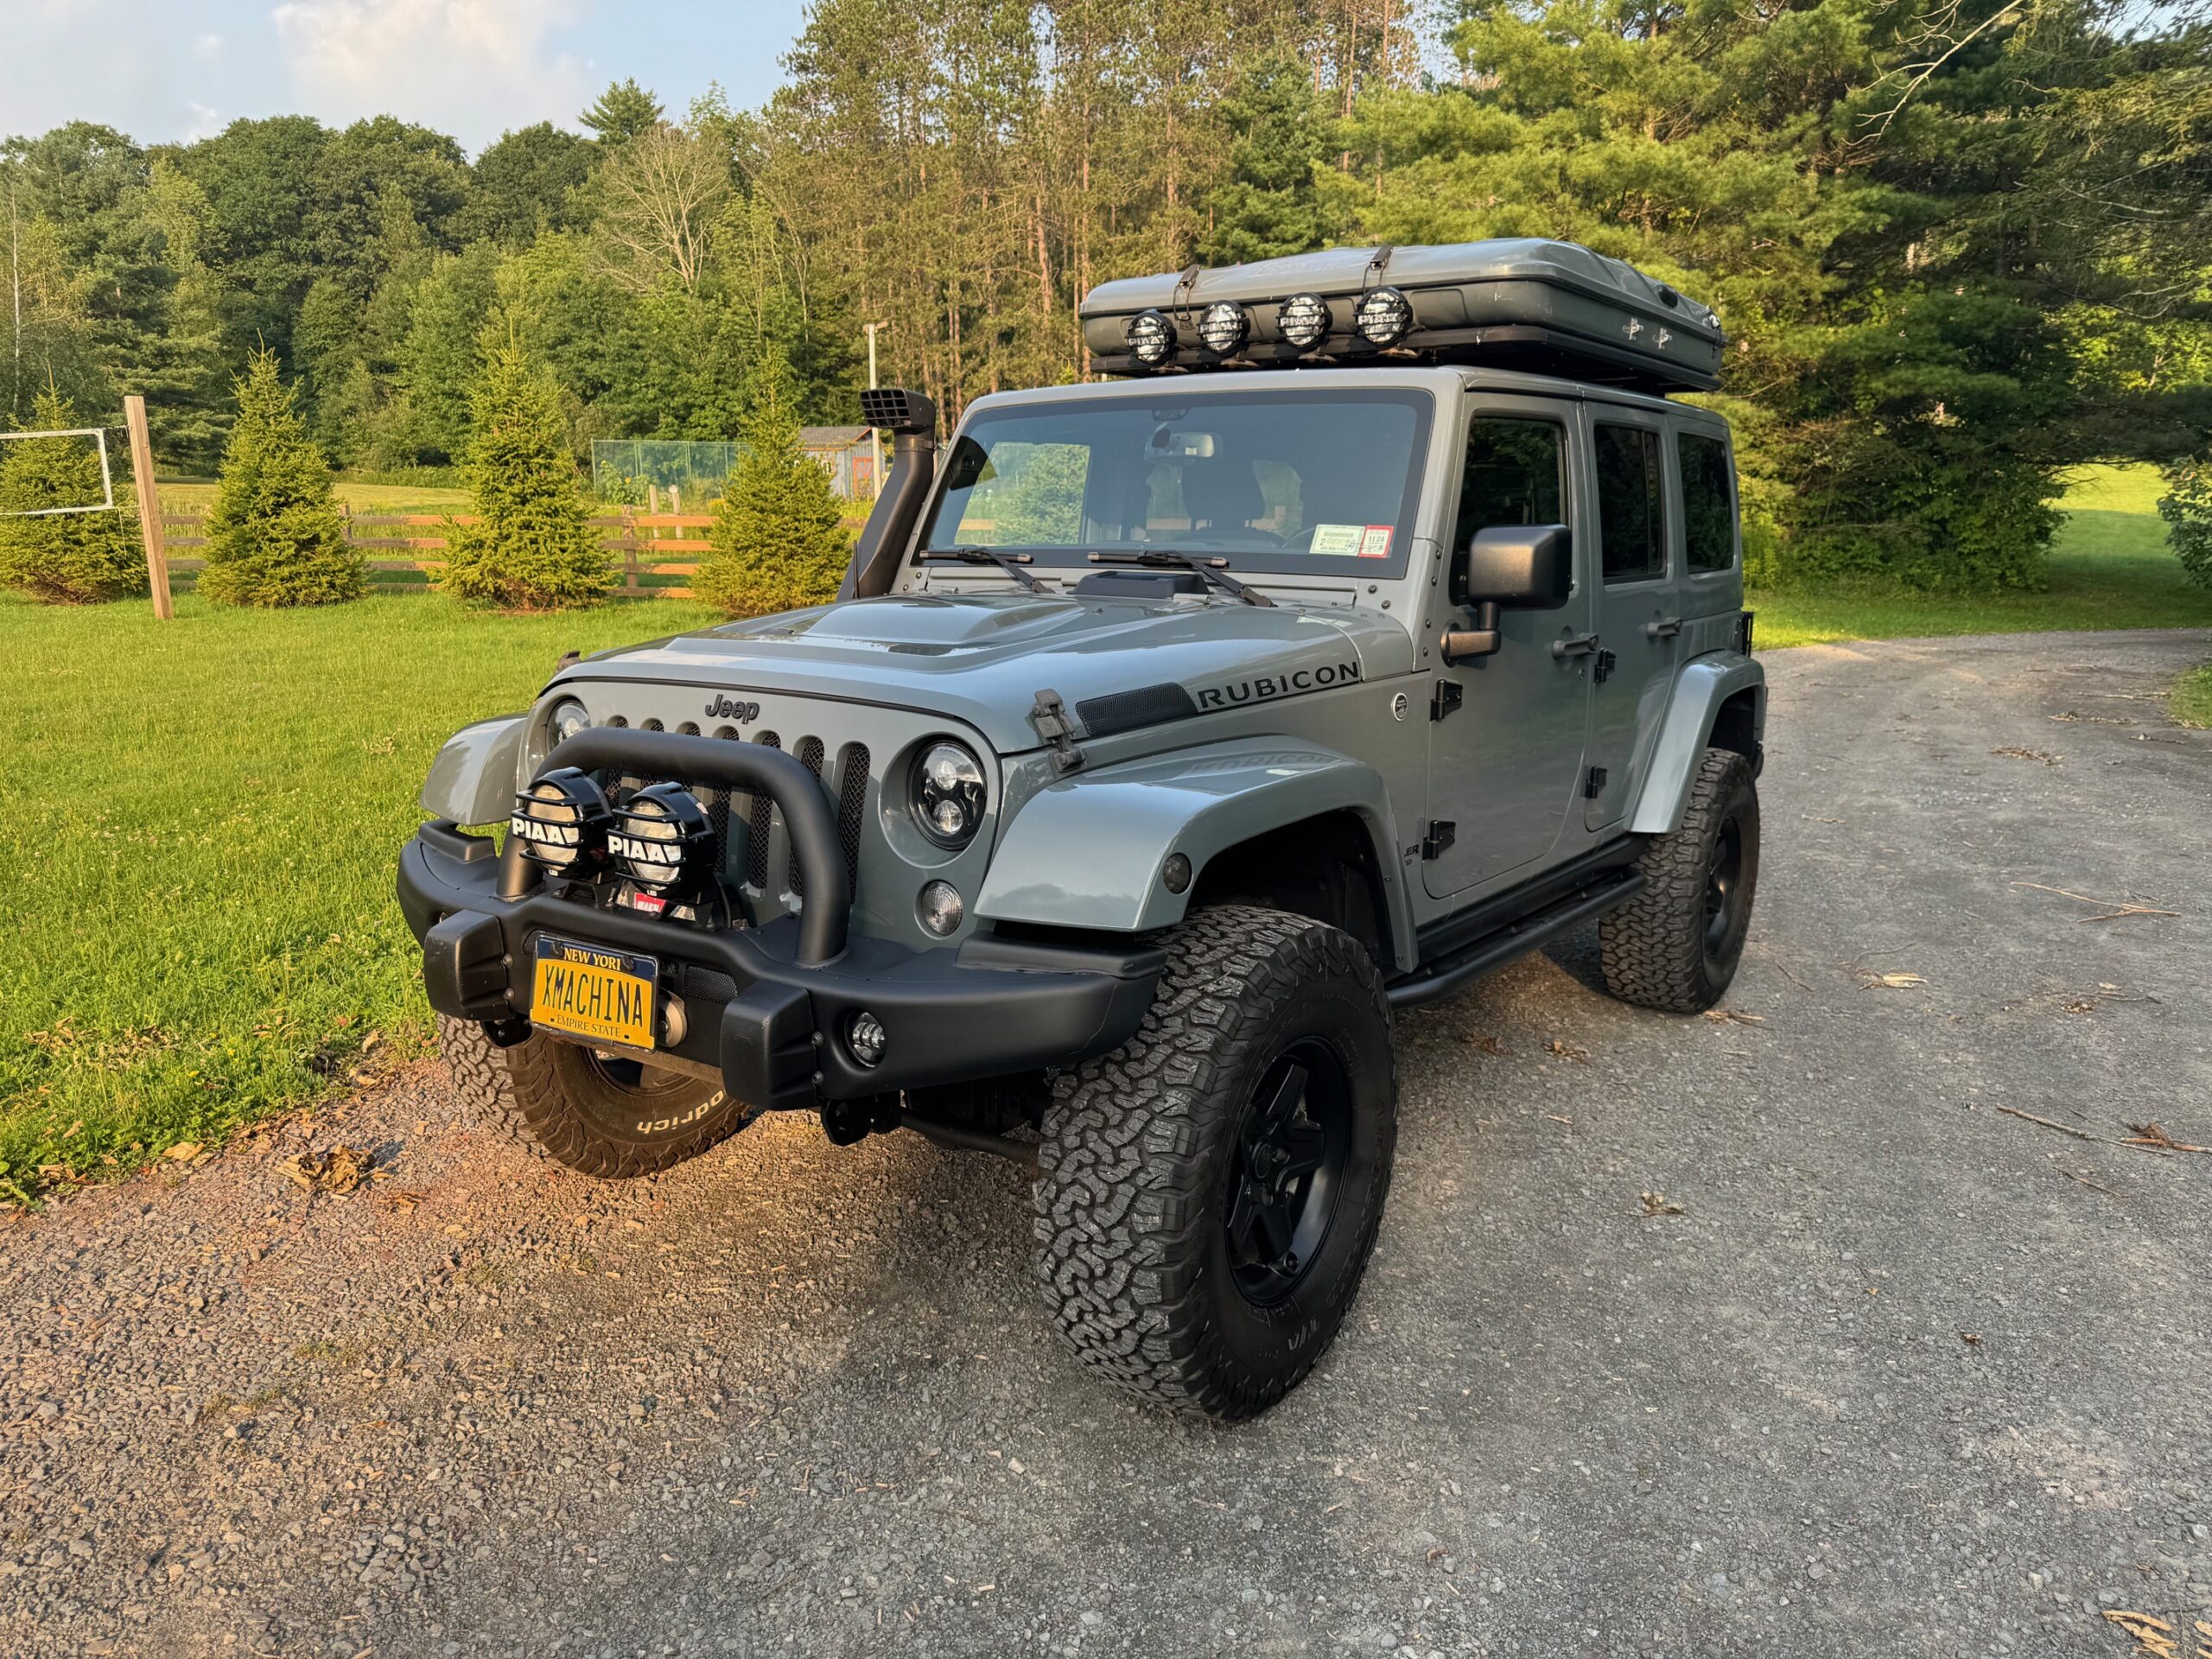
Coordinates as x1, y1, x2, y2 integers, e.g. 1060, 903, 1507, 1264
437, 1015, 747, 1178
1033, 906, 1398, 1422
1599, 747, 1760, 1014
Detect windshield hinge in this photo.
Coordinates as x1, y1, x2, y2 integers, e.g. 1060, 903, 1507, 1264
1421, 820, 1457, 861
1430, 679, 1463, 721
1028, 689, 1087, 776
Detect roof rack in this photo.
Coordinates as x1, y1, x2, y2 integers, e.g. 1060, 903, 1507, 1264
1077, 238, 1724, 394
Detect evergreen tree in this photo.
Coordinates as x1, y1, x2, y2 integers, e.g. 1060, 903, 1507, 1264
197, 347, 362, 607
695, 386, 849, 618
580, 79, 664, 148
442, 335, 613, 610
0, 386, 145, 602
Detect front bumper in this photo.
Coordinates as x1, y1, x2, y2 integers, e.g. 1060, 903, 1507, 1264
397, 823, 1163, 1112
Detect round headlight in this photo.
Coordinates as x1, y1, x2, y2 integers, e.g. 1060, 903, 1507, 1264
511, 767, 613, 875
1354, 285, 1413, 347
608, 782, 715, 899
1124, 309, 1175, 367
548, 697, 591, 747
1198, 301, 1249, 356
911, 741, 987, 849
1278, 292, 1330, 349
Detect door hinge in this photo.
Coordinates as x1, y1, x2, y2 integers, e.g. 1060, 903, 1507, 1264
1584, 766, 1609, 798
1593, 648, 1618, 685
1421, 820, 1457, 861
1430, 679, 1463, 721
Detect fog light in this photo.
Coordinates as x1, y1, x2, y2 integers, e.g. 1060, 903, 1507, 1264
609, 781, 715, 900
1198, 301, 1249, 356
511, 768, 612, 875
1278, 292, 1330, 349
918, 880, 964, 937
1124, 308, 1174, 366
847, 1010, 887, 1068
1354, 285, 1412, 347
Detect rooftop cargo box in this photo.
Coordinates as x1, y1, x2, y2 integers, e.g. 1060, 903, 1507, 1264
1079, 238, 1725, 393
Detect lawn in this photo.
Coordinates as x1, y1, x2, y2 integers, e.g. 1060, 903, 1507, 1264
156, 476, 476, 517
1, 462, 2203, 1201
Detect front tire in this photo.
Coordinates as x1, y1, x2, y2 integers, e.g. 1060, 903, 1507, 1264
1033, 906, 1398, 1422
438, 1015, 747, 1178
1599, 747, 1761, 1014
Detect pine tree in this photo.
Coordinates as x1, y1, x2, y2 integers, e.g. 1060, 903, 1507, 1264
695, 387, 850, 619
0, 387, 146, 603
441, 336, 613, 610
197, 348, 362, 607
579, 79, 664, 147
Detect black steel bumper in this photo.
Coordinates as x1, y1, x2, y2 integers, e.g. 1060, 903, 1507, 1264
397, 822, 1163, 1113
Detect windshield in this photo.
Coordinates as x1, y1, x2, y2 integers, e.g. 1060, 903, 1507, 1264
919, 388, 1433, 579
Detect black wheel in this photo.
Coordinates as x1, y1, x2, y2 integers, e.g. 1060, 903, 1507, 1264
1033, 906, 1398, 1421
1599, 747, 1761, 1014
438, 1014, 749, 1178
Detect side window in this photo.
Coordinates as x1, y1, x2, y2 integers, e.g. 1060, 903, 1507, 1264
1452, 416, 1565, 602
1593, 423, 1665, 583
1678, 430, 1736, 573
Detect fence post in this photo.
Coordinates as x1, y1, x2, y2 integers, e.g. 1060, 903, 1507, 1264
122, 395, 173, 620
622, 509, 640, 598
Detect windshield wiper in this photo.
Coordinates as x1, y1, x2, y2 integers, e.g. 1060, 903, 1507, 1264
1085, 550, 1274, 607
920, 546, 1046, 594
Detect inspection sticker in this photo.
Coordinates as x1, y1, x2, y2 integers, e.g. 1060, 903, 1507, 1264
1358, 524, 1393, 558
1309, 524, 1364, 556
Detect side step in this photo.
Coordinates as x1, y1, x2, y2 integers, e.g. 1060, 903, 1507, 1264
1386, 868, 1647, 1012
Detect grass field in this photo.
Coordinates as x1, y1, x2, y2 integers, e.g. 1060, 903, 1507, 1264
156, 478, 474, 516
1, 462, 2204, 1200
2175, 663, 2212, 728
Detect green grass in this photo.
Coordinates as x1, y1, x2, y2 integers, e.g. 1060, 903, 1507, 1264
0, 589, 720, 1201
2174, 663, 2212, 728
156, 478, 476, 517
1751, 463, 2211, 649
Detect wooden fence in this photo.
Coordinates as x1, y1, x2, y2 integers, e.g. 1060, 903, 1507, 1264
160, 507, 867, 601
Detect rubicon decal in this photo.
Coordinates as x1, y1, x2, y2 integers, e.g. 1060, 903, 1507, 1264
1194, 660, 1360, 711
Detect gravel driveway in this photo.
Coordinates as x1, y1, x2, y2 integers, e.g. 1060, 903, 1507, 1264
5, 630, 2209, 1659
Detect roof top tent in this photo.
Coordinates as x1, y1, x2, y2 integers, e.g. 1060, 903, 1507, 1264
1078, 238, 1725, 394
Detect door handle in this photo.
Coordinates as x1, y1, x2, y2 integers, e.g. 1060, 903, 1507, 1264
1551, 632, 1600, 660
1643, 616, 1682, 639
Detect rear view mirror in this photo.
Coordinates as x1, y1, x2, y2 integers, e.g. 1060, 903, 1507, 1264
1443, 524, 1573, 663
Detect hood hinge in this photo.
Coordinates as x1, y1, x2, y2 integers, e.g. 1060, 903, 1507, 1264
1028, 689, 1087, 776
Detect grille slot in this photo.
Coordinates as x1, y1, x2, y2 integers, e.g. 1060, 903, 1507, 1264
836, 745, 869, 893
789, 737, 826, 894
745, 732, 782, 889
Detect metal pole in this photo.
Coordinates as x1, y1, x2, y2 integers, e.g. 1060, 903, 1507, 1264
122, 394, 172, 620
864, 321, 883, 499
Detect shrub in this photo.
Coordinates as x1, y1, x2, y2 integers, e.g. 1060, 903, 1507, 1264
2159, 458, 2212, 589
0, 388, 146, 603
441, 339, 613, 611
694, 391, 849, 618
198, 349, 363, 607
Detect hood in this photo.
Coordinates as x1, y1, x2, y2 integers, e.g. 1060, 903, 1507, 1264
558, 594, 1418, 753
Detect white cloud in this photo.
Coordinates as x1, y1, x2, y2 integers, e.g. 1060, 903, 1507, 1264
190, 31, 225, 64
270, 0, 591, 150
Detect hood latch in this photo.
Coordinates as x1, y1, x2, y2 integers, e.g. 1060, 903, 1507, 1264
1028, 690, 1087, 777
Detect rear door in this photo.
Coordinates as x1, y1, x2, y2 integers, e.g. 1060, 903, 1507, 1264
1581, 409, 1681, 830
1425, 394, 1592, 899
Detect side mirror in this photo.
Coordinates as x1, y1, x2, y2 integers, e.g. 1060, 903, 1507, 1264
1442, 524, 1573, 663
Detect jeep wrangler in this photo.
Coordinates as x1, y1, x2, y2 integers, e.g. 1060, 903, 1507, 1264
397, 238, 1765, 1422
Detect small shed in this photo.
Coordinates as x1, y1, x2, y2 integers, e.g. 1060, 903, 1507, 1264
799, 426, 877, 499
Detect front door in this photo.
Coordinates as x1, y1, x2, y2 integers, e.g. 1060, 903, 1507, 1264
1424, 398, 1592, 899
1581, 410, 1681, 831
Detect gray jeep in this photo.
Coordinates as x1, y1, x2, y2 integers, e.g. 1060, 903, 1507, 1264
397, 239, 1765, 1421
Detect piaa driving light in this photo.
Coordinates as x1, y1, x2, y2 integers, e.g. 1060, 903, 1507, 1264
1197, 301, 1249, 356
1278, 292, 1330, 349
1354, 285, 1413, 347
511, 768, 613, 875
1124, 308, 1175, 366
912, 741, 987, 849
608, 781, 715, 899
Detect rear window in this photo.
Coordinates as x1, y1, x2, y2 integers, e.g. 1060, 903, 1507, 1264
1678, 430, 1736, 572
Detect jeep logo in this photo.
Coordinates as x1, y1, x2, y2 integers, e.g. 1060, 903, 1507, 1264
1194, 660, 1360, 711
703, 694, 762, 723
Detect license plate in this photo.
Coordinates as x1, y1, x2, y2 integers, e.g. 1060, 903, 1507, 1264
530, 937, 658, 1050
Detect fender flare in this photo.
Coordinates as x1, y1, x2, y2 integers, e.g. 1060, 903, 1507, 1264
975, 737, 1414, 961
420, 714, 526, 826
1627, 653, 1766, 835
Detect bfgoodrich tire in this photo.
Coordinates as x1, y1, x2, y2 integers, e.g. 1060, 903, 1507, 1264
1033, 906, 1398, 1422
438, 1015, 747, 1178
1599, 746, 1761, 1014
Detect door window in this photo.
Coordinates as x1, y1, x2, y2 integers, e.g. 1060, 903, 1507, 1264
1593, 423, 1665, 584
1451, 417, 1566, 604
1678, 430, 1735, 572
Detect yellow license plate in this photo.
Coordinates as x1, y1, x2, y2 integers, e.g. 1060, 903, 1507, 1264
531, 937, 658, 1049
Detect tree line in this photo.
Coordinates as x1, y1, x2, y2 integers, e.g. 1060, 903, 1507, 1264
4, 1, 2210, 592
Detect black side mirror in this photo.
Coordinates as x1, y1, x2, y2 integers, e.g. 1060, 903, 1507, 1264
1442, 524, 1573, 663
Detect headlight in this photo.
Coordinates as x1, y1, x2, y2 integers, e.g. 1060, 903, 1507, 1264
911, 741, 987, 849
1354, 285, 1412, 347
1278, 292, 1330, 349
511, 768, 612, 875
548, 697, 591, 747
608, 782, 715, 899
1198, 301, 1249, 356
1124, 309, 1175, 367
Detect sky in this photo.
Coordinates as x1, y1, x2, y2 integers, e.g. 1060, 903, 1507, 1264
2, 0, 812, 155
